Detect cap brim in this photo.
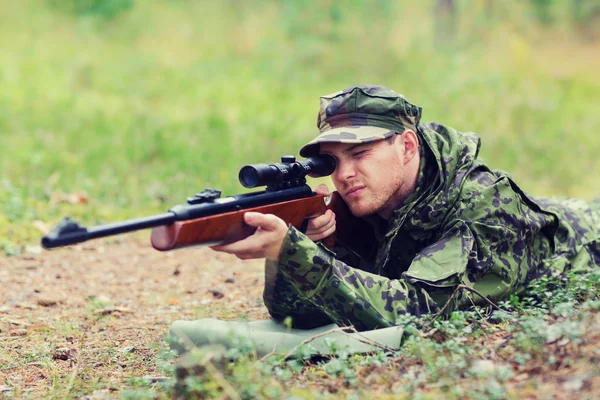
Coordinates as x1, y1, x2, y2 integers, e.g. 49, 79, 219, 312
299, 126, 396, 157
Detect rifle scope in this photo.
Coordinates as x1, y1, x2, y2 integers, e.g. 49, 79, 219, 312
239, 155, 335, 189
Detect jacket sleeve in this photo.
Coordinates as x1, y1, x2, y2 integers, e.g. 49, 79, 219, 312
276, 226, 456, 331
277, 176, 554, 331
262, 239, 372, 329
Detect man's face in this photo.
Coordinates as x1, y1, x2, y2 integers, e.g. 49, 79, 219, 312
320, 134, 411, 218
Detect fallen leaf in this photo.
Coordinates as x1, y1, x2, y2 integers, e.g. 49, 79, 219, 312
50, 190, 89, 205
24, 245, 43, 255
120, 345, 136, 354
561, 377, 584, 392
68, 191, 89, 204
32, 220, 52, 235
37, 297, 59, 307
92, 307, 133, 316
142, 375, 171, 383
52, 347, 77, 361
3, 319, 29, 326
15, 303, 37, 310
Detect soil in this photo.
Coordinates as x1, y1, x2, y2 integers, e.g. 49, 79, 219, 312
1, 240, 599, 399
0, 239, 268, 397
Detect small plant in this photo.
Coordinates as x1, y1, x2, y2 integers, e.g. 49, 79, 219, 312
0, 238, 20, 256
529, 0, 557, 24
47, 0, 134, 20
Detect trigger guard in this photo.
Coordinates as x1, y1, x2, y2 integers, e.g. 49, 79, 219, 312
299, 218, 309, 233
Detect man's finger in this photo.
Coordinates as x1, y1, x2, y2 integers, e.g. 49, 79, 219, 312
244, 212, 286, 231
236, 253, 258, 261
306, 210, 335, 229
307, 221, 336, 237
306, 208, 335, 222
306, 213, 335, 235
310, 224, 336, 242
210, 234, 266, 255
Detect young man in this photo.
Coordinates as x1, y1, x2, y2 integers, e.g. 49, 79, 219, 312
169, 85, 599, 354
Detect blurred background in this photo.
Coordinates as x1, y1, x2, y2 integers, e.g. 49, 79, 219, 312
1, 0, 599, 252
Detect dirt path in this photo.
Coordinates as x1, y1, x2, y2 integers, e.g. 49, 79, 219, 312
2, 241, 599, 399
0, 240, 268, 397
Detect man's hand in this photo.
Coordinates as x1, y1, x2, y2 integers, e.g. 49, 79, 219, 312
210, 212, 288, 261
305, 184, 336, 242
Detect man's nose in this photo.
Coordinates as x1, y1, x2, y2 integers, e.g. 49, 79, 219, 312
334, 160, 356, 181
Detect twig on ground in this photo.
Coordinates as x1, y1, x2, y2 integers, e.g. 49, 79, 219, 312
283, 326, 355, 360
202, 356, 242, 400
1, 319, 30, 326
258, 345, 278, 362
92, 307, 133, 316
431, 286, 461, 321
347, 331, 398, 353
459, 285, 506, 312
283, 325, 396, 360
431, 284, 510, 322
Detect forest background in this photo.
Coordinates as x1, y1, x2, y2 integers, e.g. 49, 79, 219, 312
1, 0, 599, 250
1, 1, 599, 399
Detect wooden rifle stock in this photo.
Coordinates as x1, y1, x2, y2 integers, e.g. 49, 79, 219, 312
325, 191, 378, 258
41, 154, 379, 253
150, 194, 333, 250
151, 191, 376, 257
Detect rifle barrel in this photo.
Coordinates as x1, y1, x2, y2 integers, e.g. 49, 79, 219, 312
41, 213, 176, 249
41, 185, 316, 250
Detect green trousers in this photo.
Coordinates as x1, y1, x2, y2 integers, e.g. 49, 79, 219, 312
168, 318, 404, 357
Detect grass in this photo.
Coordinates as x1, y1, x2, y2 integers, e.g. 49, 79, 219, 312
0, 0, 599, 398
120, 269, 600, 399
1, 0, 599, 249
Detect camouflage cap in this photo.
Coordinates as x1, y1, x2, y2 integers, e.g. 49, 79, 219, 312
299, 84, 423, 157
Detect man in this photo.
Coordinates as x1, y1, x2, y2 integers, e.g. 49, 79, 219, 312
169, 85, 599, 354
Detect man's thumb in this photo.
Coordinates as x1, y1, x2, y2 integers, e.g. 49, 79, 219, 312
315, 183, 330, 196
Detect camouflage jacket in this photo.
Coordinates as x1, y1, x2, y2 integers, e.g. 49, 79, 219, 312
268, 122, 600, 331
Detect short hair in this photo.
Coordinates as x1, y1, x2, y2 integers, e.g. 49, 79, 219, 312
385, 133, 398, 145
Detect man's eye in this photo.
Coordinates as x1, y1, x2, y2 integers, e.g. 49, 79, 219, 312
352, 150, 366, 157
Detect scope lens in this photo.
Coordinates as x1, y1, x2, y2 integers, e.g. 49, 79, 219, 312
239, 166, 261, 188
238, 163, 282, 188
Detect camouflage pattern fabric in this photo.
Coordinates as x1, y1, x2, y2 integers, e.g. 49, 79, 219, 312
265, 122, 600, 331
299, 85, 422, 157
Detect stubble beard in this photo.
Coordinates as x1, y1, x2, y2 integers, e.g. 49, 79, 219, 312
347, 199, 372, 218
344, 168, 406, 218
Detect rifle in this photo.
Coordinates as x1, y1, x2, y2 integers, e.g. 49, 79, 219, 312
41, 155, 374, 253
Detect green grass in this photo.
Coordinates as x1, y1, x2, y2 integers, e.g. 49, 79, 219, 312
115, 270, 600, 400
0, 0, 600, 399
0, 5, 599, 396
1, 0, 599, 250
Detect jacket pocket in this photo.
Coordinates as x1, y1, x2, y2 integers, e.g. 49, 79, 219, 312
402, 223, 471, 287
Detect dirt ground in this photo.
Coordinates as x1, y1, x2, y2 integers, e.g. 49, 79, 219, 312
1, 239, 600, 399
0, 239, 269, 397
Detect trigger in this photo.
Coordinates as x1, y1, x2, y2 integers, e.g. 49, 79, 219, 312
300, 218, 309, 233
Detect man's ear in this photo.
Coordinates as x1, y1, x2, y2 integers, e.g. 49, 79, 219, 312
400, 129, 419, 164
